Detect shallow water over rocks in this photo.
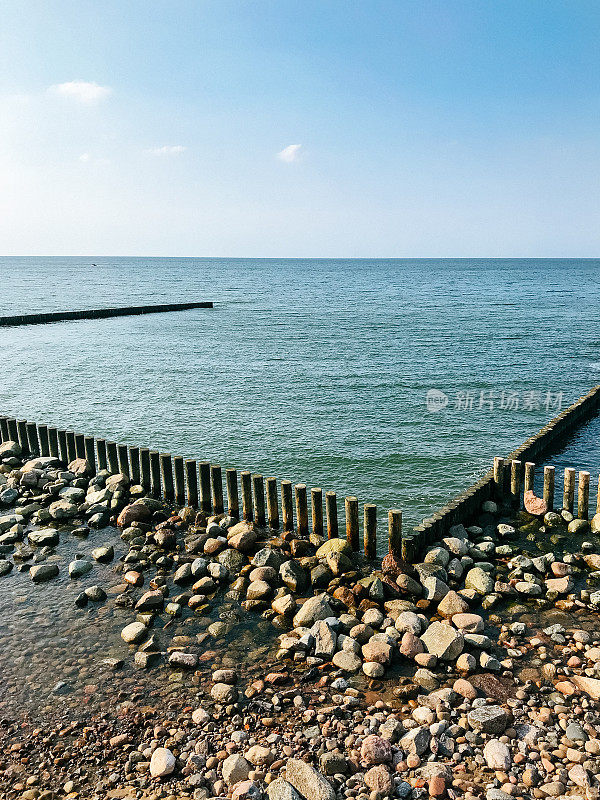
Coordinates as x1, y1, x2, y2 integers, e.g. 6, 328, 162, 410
0, 522, 279, 723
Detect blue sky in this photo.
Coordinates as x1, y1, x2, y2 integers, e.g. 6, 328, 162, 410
0, 1, 598, 256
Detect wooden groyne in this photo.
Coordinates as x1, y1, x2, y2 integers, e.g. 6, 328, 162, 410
0, 302, 213, 327
0, 414, 388, 562
405, 384, 600, 561
2, 384, 599, 566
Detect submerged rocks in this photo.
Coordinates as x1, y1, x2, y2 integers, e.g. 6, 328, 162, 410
30, 563, 59, 582
121, 621, 148, 644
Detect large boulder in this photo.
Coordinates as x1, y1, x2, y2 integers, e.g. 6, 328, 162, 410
150, 747, 176, 778
420, 621, 464, 660
117, 503, 151, 528
465, 567, 494, 594
285, 758, 335, 800
316, 539, 353, 559
0, 441, 21, 458
292, 594, 333, 627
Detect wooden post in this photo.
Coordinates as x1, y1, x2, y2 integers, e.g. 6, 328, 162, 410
211, 465, 224, 514
281, 480, 293, 531
26, 422, 39, 456
106, 441, 118, 474
186, 460, 198, 508
149, 450, 161, 497
47, 427, 59, 458
364, 503, 377, 559
345, 496, 359, 551
401, 532, 419, 564
117, 444, 130, 478
388, 509, 402, 558
578, 471, 590, 520
524, 462, 535, 494
253, 474, 265, 526
57, 429, 68, 463
139, 448, 151, 489
160, 453, 174, 501
17, 420, 28, 453
266, 477, 279, 529
0, 417, 8, 441
7, 418, 19, 442
543, 465, 555, 510
66, 431, 77, 463
84, 436, 96, 474
597, 474, 600, 517
75, 433, 86, 459
295, 484, 308, 536
199, 462, 211, 514
37, 424, 49, 456
226, 468, 239, 518
173, 456, 185, 506
96, 438, 107, 471
493, 457, 504, 500
563, 468, 575, 513
128, 446, 140, 484
241, 471, 253, 521
510, 460, 522, 508
311, 488, 323, 536
326, 491, 338, 538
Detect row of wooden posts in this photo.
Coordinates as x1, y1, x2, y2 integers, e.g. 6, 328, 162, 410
493, 456, 600, 519
0, 415, 404, 561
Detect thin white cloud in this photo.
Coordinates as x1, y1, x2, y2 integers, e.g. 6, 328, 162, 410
78, 153, 110, 165
277, 144, 302, 163
144, 145, 187, 156
49, 81, 112, 104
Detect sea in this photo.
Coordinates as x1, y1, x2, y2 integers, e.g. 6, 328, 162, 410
1, 257, 599, 546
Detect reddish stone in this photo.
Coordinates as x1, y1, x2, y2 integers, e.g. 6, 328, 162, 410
428, 775, 446, 797
117, 503, 152, 528
124, 570, 144, 587
333, 586, 356, 608
381, 552, 411, 579
361, 734, 392, 765
524, 490, 548, 517
400, 631, 424, 659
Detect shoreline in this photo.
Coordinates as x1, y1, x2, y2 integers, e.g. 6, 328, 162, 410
1, 439, 600, 798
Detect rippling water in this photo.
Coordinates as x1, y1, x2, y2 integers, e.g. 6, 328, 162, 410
1, 257, 600, 538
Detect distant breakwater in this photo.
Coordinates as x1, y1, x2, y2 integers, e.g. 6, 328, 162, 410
0, 301, 213, 327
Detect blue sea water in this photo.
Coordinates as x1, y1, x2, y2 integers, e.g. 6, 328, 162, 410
1, 257, 599, 545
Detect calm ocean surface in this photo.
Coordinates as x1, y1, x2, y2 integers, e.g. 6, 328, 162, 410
1, 257, 599, 545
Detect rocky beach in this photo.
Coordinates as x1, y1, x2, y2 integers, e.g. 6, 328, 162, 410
2, 439, 600, 800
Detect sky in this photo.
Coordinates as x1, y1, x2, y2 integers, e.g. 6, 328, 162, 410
0, 0, 599, 257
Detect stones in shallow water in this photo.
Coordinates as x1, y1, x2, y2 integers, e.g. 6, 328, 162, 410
0, 559, 13, 576
68, 558, 93, 578
28, 529, 59, 547
91, 544, 114, 563
121, 621, 148, 644
30, 563, 59, 582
